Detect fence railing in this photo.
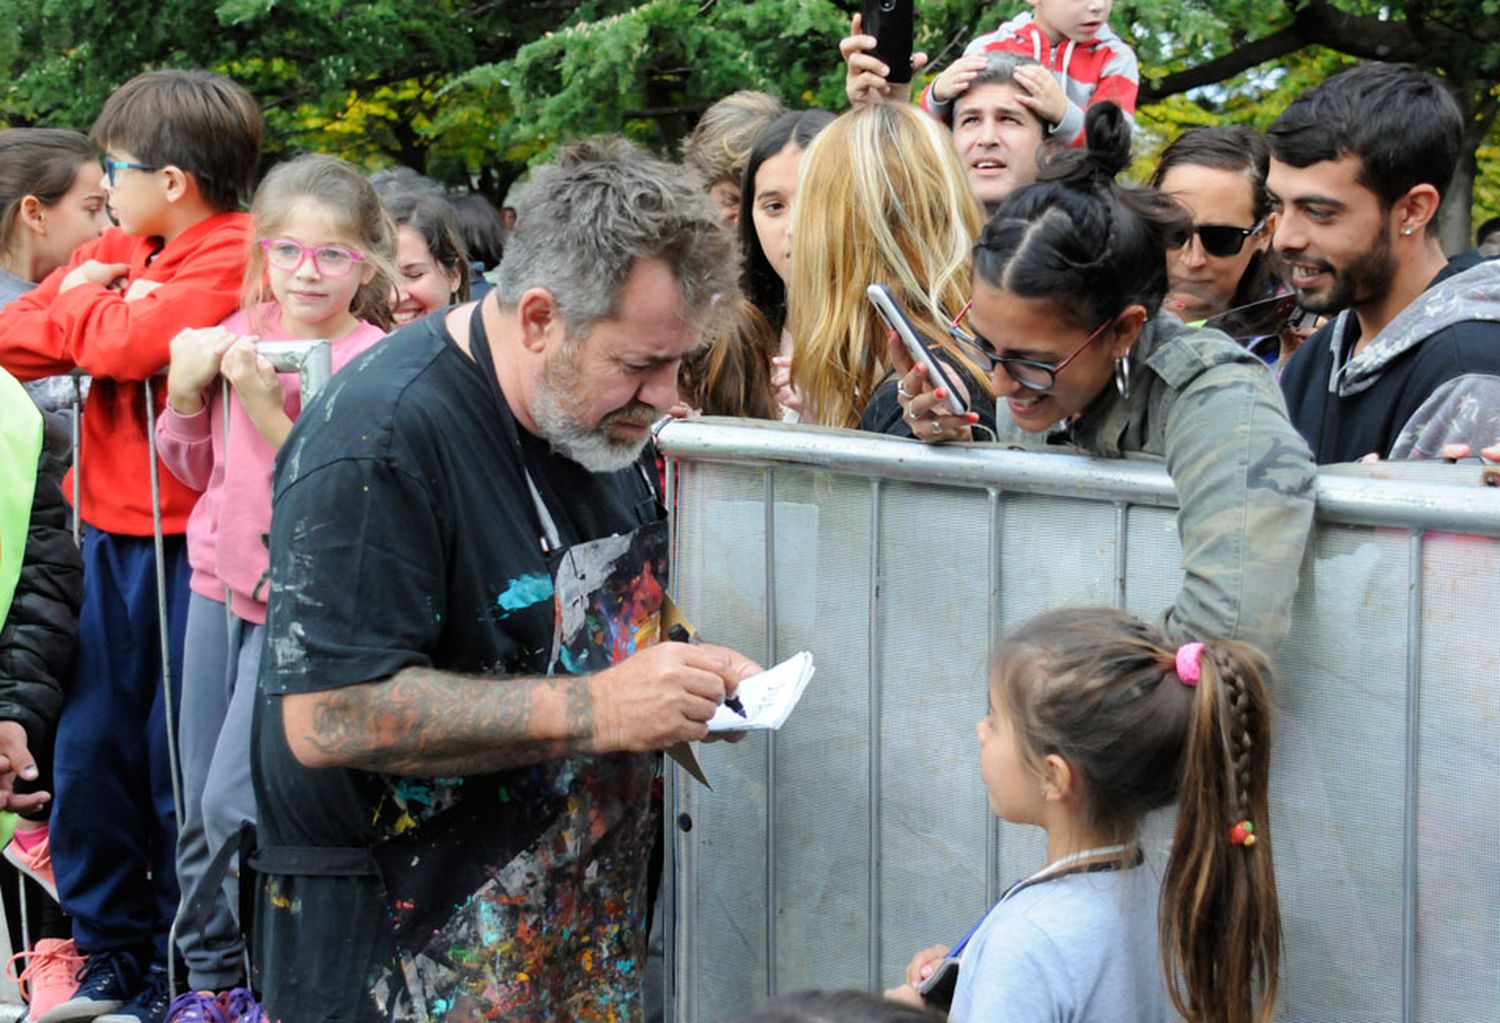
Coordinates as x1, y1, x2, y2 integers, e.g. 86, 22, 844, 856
658, 418, 1500, 1023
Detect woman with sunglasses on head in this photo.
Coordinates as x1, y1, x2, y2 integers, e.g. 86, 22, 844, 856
896, 103, 1316, 651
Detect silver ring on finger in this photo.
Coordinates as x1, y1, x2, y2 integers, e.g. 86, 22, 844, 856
896, 382, 914, 400
930, 419, 943, 439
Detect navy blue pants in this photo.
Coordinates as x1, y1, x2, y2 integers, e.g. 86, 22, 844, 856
52, 529, 189, 960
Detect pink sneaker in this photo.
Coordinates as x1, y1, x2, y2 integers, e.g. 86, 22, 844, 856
6, 938, 83, 1021
3, 830, 57, 901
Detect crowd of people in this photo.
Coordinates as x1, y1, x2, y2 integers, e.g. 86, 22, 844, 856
0, 1, 1497, 1021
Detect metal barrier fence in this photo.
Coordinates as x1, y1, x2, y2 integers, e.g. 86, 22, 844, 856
658, 418, 1500, 1023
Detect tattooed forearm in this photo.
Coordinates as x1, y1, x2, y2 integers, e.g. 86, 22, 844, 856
288, 666, 597, 776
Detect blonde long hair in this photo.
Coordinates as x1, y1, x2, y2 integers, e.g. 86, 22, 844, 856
788, 103, 988, 429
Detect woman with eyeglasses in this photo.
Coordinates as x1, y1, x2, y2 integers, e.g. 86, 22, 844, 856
896, 103, 1316, 650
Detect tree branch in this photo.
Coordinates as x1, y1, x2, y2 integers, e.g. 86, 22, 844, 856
1141, 25, 1308, 102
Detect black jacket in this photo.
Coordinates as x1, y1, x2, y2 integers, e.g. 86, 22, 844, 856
0, 461, 82, 750
1280, 258, 1500, 464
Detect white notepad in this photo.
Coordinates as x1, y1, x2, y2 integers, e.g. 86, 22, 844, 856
707, 651, 816, 732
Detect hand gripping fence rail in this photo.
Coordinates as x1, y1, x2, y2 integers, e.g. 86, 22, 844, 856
655, 417, 1500, 1023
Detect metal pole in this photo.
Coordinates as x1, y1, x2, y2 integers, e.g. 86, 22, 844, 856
144, 377, 186, 998
143, 377, 185, 830
69, 371, 82, 546
1401, 529, 1424, 1023
985, 488, 1001, 906
866, 479, 882, 988
256, 339, 333, 401
763, 467, 778, 999
1113, 502, 1129, 608
663, 453, 681, 1023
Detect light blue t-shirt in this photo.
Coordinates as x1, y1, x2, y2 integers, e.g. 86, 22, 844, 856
950, 865, 1171, 1023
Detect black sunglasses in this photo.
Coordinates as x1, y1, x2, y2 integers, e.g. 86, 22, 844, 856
1173, 219, 1266, 258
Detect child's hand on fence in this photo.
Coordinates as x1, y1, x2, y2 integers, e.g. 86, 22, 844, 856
166, 326, 238, 415
221, 338, 296, 448
1012, 65, 1068, 126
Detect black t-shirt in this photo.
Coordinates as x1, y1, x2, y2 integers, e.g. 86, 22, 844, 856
252, 310, 658, 852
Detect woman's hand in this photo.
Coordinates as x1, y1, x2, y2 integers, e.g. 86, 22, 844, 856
841, 13, 928, 106
771, 355, 803, 418
888, 331, 979, 443
165, 326, 238, 415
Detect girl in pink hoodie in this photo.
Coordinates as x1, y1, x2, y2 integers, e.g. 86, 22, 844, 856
155, 155, 396, 1010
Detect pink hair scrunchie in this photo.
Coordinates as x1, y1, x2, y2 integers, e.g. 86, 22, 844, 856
1175, 642, 1205, 687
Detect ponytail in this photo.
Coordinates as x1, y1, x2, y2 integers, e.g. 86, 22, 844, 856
992, 609, 1282, 1023
974, 103, 1190, 331
1161, 640, 1281, 1023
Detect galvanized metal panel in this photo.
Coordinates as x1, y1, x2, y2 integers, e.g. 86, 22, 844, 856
663, 421, 1500, 1023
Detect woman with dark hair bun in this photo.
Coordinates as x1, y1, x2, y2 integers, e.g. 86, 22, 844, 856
894, 103, 1316, 652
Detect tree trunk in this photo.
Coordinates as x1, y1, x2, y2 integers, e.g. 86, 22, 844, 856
1439, 83, 1500, 254
1441, 154, 1475, 256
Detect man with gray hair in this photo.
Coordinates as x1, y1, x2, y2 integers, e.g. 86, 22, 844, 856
251, 136, 756, 1022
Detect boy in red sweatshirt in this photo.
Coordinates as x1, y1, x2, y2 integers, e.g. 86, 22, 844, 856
0, 69, 261, 1023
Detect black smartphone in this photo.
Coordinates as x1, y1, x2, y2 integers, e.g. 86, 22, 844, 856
864, 0, 915, 84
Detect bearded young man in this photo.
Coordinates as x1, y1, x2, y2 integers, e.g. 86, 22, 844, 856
1268, 62, 1500, 464
250, 137, 757, 1023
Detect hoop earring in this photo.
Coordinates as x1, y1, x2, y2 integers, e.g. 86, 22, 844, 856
1113, 356, 1130, 400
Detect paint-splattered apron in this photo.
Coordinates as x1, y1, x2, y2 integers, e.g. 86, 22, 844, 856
373, 505, 667, 1022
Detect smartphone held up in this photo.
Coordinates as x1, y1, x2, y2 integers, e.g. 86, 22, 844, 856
864, 0, 915, 84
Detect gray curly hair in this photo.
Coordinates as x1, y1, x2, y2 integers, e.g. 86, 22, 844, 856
496, 136, 739, 337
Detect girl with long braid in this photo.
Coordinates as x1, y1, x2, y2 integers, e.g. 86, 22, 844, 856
888, 607, 1282, 1023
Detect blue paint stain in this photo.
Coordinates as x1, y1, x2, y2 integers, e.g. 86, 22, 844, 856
496, 574, 554, 613
559, 645, 589, 674
392, 780, 434, 806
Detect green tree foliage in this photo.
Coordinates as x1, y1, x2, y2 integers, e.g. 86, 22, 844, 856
0, 0, 1493, 236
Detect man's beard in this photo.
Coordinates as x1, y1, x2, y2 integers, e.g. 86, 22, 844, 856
1293, 223, 1396, 316
531, 344, 658, 473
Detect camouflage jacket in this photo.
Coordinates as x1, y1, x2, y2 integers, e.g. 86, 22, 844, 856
991, 313, 1316, 650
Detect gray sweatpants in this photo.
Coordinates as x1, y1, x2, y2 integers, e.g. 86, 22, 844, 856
173, 593, 261, 990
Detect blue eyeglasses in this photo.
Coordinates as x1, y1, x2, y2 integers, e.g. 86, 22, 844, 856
103, 160, 165, 187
